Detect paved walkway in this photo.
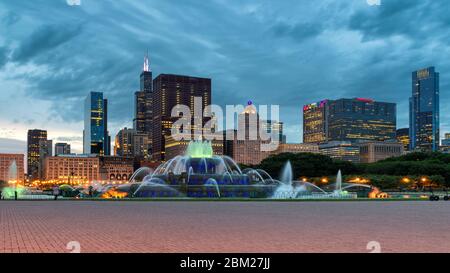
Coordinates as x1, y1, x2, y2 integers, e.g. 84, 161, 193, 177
0, 201, 449, 253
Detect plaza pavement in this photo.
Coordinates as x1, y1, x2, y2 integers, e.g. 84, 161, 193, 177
0, 200, 449, 253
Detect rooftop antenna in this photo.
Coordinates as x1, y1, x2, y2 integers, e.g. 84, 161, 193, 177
143, 50, 150, 72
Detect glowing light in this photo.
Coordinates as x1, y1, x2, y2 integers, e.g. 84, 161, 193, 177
143, 51, 150, 72
355, 98, 374, 103
102, 188, 128, 199
185, 140, 213, 158
368, 187, 389, 199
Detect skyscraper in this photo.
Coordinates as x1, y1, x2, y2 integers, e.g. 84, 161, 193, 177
83, 91, 110, 155
140, 52, 152, 93
327, 98, 396, 143
303, 98, 396, 144
396, 128, 410, 152
38, 139, 52, 179
27, 129, 47, 179
442, 133, 450, 146
262, 120, 285, 144
55, 143, 71, 155
231, 102, 272, 165
303, 100, 328, 143
152, 74, 211, 161
134, 54, 153, 133
410, 67, 440, 151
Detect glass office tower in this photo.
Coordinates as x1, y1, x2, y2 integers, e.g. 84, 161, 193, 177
83, 91, 110, 155
303, 100, 328, 143
27, 129, 48, 179
326, 98, 396, 143
303, 98, 396, 144
409, 67, 439, 151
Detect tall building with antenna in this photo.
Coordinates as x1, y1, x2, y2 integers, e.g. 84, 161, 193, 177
134, 53, 153, 132
133, 52, 153, 156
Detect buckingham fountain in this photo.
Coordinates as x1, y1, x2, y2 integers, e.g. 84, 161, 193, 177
105, 140, 373, 199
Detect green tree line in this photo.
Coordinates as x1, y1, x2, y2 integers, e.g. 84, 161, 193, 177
253, 152, 450, 188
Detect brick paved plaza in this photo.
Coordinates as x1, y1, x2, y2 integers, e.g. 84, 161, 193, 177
1, 201, 449, 253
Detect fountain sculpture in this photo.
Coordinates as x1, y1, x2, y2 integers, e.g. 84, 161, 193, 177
110, 140, 372, 199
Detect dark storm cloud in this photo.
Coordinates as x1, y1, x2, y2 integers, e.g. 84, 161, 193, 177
12, 23, 84, 63
349, 0, 450, 43
271, 21, 324, 42
0, 46, 8, 67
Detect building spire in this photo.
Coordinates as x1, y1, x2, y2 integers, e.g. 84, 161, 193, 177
143, 50, 150, 72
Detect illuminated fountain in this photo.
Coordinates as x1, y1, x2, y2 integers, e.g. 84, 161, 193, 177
1, 160, 22, 199
259, 160, 373, 199
130, 140, 272, 198
271, 161, 330, 199
113, 141, 374, 199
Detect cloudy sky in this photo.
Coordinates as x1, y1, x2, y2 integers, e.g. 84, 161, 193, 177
0, 0, 449, 155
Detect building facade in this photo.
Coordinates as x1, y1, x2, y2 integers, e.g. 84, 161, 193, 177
358, 141, 404, 163
38, 139, 52, 180
262, 120, 286, 144
152, 74, 212, 161
303, 98, 396, 144
442, 133, 450, 146
303, 100, 328, 143
114, 128, 151, 159
272, 143, 320, 154
440, 133, 450, 152
44, 155, 100, 184
327, 98, 396, 143
114, 128, 135, 157
27, 129, 47, 179
319, 141, 360, 163
55, 143, 71, 155
224, 103, 275, 166
410, 67, 439, 151
396, 128, 410, 152
83, 91, 110, 156
99, 156, 134, 182
0, 153, 24, 184
43, 155, 134, 184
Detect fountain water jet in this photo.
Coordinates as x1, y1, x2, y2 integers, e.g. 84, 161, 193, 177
204, 178, 221, 198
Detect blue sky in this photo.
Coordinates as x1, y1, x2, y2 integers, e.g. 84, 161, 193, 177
1, 0, 450, 154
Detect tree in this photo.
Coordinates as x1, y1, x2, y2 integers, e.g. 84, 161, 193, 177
257, 153, 361, 180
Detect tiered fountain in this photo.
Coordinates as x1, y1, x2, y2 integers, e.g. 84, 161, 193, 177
111, 140, 372, 199
128, 140, 276, 198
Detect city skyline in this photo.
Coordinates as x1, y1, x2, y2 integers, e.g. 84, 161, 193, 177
1, 0, 450, 156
